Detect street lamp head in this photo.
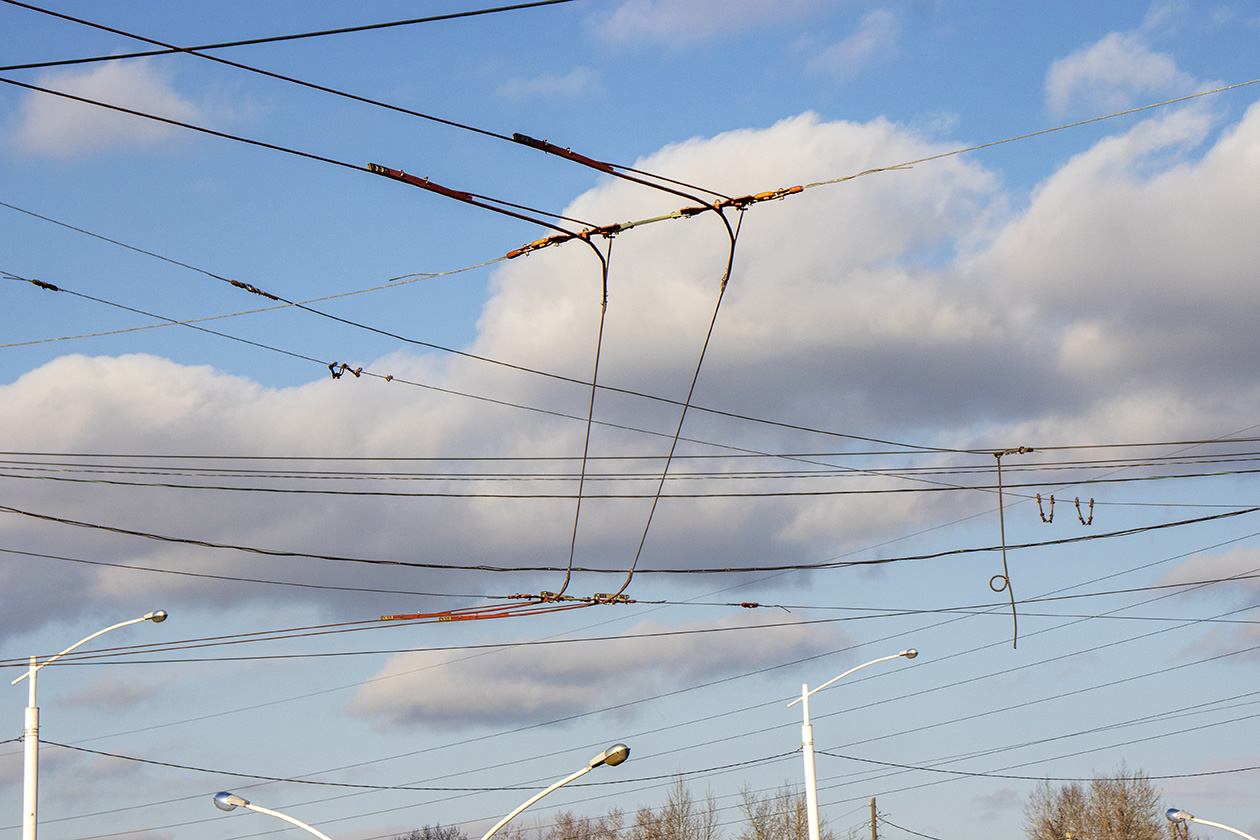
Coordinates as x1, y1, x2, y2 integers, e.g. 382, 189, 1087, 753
214, 791, 250, 811
590, 743, 630, 768
900, 649, 918, 660
145, 610, 168, 623
1167, 809, 1192, 823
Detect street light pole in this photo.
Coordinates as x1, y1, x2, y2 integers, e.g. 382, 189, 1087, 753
788, 650, 917, 840
481, 744, 630, 840
1167, 808, 1258, 840
214, 792, 334, 840
11, 610, 167, 840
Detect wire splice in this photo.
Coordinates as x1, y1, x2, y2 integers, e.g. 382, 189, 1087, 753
7, 274, 61, 292
228, 279, 280, 300
511, 133, 616, 173
367, 163, 474, 203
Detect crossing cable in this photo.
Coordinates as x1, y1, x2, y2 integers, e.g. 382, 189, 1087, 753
499, 77, 1260, 261
370, 153, 748, 599
6, 540, 1260, 627
8, 267, 970, 484
0, 76, 588, 229
0, 1, 578, 76
2, 271, 335, 366
0, 258, 510, 349
1, 2, 775, 601
2, 74, 758, 598
35, 739, 791, 792
0, 197, 963, 457
3, 502, 1254, 581
0, 0, 723, 200
0, 0, 556, 145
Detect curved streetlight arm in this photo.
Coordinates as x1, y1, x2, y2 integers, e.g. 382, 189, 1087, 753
1168, 809, 1258, 840
788, 650, 917, 710
480, 745, 628, 840
481, 765, 590, 840
243, 802, 335, 840
215, 792, 333, 840
12, 611, 167, 692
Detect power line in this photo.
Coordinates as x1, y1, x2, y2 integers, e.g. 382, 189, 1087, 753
38, 739, 793, 792
0, 0, 578, 77
1, 201, 960, 459
1, 501, 1255, 579
0, 0, 724, 202
824, 750, 1260, 783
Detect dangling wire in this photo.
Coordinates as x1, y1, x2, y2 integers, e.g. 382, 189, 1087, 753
990, 446, 1032, 648
553, 235, 614, 598
611, 208, 746, 599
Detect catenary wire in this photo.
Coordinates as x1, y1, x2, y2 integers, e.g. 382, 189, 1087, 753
17, 559, 1249, 836
0, 0, 726, 201
0, 199, 967, 460
1, 500, 1253, 577
39, 526, 1260, 836
0, 1, 577, 80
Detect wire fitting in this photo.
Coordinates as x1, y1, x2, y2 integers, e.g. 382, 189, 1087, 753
368, 162, 474, 203
511, 133, 616, 174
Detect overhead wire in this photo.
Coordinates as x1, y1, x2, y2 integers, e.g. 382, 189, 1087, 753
0, 196, 1005, 469
8, 445, 1260, 499
7, 18, 1260, 836
1, 501, 1256, 582
0, 545, 495, 599
46, 536, 1249, 836
0, 0, 579, 78
2, 567, 1256, 671
613, 209, 746, 597
820, 693, 1260, 811
37, 739, 788, 793
0, 0, 726, 202
4, 6, 1254, 730
0, 63, 989, 608
5, 76, 1260, 465
17, 551, 1249, 836
0, 253, 510, 349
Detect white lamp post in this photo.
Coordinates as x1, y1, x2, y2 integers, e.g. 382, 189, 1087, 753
1167, 808, 1258, 840
788, 650, 917, 840
214, 791, 335, 840
11, 610, 167, 840
480, 744, 630, 840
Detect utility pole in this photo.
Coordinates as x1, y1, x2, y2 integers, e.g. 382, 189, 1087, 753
870, 798, 877, 840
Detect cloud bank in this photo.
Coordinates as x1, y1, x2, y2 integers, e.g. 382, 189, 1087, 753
5, 87, 1260, 725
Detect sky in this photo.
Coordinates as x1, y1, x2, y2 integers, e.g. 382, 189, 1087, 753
2, 2, 1260, 840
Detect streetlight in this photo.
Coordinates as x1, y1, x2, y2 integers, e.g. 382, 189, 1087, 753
480, 744, 630, 840
788, 649, 917, 840
11, 610, 167, 840
214, 791, 335, 840
1167, 808, 1258, 840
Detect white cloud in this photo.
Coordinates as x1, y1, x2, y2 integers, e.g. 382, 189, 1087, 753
589, 0, 823, 47
347, 615, 850, 728
965, 97, 1260, 428
10, 59, 205, 157
497, 67, 604, 101
806, 9, 902, 83
1045, 30, 1198, 117
6, 100, 1260, 657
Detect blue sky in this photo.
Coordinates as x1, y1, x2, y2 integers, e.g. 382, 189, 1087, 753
3, 2, 1260, 840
